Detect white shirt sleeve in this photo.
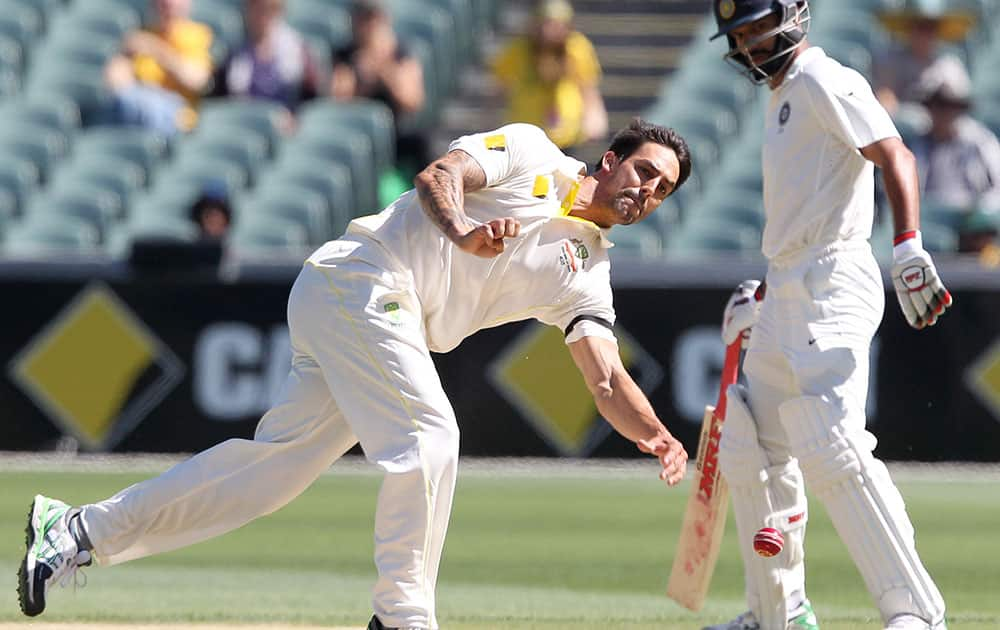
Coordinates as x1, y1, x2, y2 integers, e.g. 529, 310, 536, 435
545, 259, 617, 345
802, 69, 899, 151
448, 123, 563, 187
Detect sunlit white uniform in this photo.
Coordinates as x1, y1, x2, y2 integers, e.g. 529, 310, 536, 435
77, 124, 619, 630
719, 47, 946, 628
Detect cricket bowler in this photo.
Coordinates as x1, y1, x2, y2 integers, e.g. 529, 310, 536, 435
18, 120, 691, 630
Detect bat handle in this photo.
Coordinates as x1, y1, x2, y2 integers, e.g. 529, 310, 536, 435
714, 339, 743, 418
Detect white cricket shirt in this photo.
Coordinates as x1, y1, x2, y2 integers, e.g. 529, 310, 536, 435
314, 123, 617, 353
761, 47, 899, 261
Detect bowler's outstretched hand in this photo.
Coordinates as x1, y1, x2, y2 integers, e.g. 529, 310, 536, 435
637, 434, 688, 486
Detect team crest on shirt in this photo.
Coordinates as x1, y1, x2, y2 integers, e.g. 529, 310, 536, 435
779, 102, 791, 126
558, 238, 590, 272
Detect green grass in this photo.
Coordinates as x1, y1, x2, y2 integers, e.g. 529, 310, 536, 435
1, 467, 998, 628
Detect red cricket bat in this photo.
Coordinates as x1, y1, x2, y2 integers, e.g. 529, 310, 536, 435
666, 340, 742, 611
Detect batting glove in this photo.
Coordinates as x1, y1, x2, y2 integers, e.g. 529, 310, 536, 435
891, 230, 953, 329
722, 279, 763, 348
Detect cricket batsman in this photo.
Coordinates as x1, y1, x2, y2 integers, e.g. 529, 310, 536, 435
706, 1, 952, 629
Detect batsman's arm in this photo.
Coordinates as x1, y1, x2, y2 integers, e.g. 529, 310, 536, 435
568, 335, 687, 485
860, 136, 920, 236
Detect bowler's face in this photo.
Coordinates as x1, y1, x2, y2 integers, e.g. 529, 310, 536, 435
595, 142, 680, 227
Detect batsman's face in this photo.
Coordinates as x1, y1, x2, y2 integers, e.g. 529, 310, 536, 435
729, 13, 782, 65
596, 142, 680, 226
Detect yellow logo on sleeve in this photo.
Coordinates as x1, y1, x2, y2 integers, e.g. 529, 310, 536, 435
532, 175, 551, 199
485, 134, 506, 151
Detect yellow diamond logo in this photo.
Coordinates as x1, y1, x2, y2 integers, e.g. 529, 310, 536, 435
488, 323, 662, 456
966, 338, 1000, 422
9, 283, 183, 450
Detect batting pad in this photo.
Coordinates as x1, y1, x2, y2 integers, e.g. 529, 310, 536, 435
720, 385, 808, 630
779, 395, 945, 625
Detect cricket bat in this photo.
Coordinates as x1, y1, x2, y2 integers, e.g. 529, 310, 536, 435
666, 339, 743, 611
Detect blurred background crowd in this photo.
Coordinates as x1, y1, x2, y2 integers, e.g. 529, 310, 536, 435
0, 0, 996, 268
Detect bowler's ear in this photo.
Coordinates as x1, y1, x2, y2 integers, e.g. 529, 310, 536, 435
600, 151, 617, 172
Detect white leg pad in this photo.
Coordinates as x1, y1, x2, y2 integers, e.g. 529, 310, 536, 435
720, 385, 808, 630
778, 395, 945, 625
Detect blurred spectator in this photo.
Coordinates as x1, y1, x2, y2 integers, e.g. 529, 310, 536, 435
492, 0, 608, 150
872, 1, 975, 122
330, 0, 428, 172
211, 0, 319, 113
957, 209, 1000, 266
189, 184, 233, 241
909, 57, 1000, 209
103, 0, 214, 136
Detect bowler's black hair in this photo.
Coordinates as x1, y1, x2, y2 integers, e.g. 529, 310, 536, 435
600, 118, 692, 193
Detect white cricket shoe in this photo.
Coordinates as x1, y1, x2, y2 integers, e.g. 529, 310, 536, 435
17, 495, 92, 616
884, 613, 948, 630
703, 599, 819, 630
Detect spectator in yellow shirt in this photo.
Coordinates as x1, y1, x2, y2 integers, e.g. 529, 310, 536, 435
104, 0, 213, 135
492, 0, 608, 150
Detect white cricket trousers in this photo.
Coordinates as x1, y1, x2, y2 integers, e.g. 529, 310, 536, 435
79, 241, 459, 630
727, 241, 945, 627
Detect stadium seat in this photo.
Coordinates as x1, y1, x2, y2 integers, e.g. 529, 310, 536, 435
158, 155, 250, 197
70, 0, 141, 37
229, 213, 310, 255
665, 220, 761, 259
0, 123, 70, 184
190, 0, 245, 62
50, 157, 147, 211
263, 157, 355, 236
26, 187, 121, 242
0, 154, 39, 217
198, 100, 288, 156
23, 61, 110, 125
242, 186, 332, 245
282, 129, 377, 216
389, 0, 456, 100
2, 214, 100, 256
0, 97, 81, 138
286, 0, 351, 52
298, 99, 396, 176
177, 129, 269, 186
73, 127, 171, 184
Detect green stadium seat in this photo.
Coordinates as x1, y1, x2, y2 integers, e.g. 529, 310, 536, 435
0, 155, 39, 217
50, 157, 147, 211
130, 186, 206, 220
159, 155, 250, 196
282, 129, 377, 215
264, 157, 355, 235
26, 187, 121, 242
0, 97, 81, 137
287, 0, 351, 51
190, 0, 245, 61
198, 100, 288, 156
5, 0, 60, 31
242, 186, 332, 245
389, 1, 456, 99
0, 123, 70, 183
230, 213, 310, 255
69, 3, 141, 39
2, 215, 100, 256
24, 61, 110, 125
395, 37, 440, 133
41, 22, 121, 68
73, 127, 171, 183
298, 99, 396, 175
177, 128, 269, 185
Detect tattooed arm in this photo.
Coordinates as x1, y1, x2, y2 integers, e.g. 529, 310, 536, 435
414, 149, 520, 258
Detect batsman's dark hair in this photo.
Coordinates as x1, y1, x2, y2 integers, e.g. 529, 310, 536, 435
600, 118, 692, 194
